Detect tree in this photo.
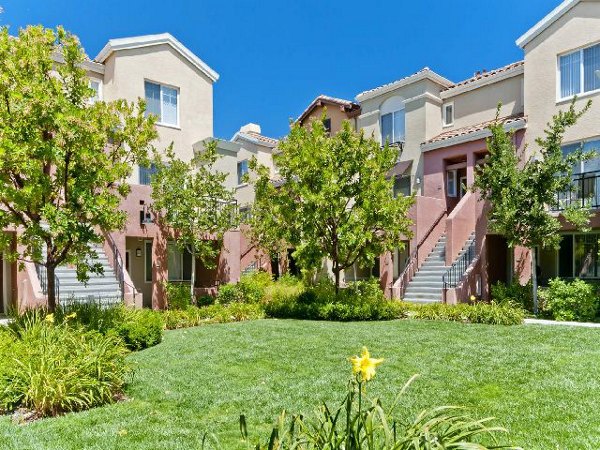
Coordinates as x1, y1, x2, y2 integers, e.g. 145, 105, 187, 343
0, 26, 157, 311
150, 141, 238, 303
249, 119, 414, 293
474, 101, 592, 314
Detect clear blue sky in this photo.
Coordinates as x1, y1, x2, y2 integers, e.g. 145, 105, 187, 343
2, 0, 553, 140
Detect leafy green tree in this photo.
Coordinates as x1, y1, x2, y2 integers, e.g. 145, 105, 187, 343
474, 101, 592, 314
249, 119, 414, 292
150, 141, 238, 303
0, 26, 157, 311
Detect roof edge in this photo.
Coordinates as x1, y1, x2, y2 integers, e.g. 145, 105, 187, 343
441, 63, 524, 99
516, 0, 579, 48
95, 33, 219, 82
356, 69, 453, 102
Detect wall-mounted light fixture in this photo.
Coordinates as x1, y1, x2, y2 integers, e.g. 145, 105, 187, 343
136, 248, 142, 257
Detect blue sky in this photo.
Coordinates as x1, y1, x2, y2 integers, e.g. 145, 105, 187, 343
2, 0, 553, 140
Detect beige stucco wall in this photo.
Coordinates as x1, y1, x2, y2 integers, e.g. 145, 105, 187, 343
523, 1, 600, 152
234, 138, 276, 207
101, 44, 215, 183
357, 78, 447, 194
443, 74, 524, 130
301, 104, 357, 132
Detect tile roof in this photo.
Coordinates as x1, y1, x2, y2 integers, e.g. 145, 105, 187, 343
444, 61, 524, 91
240, 130, 279, 146
425, 113, 526, 145
297, 94, 360, 123
356, 68, 454, 101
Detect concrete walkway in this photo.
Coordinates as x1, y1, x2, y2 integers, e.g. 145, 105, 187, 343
525, 318, 600, 328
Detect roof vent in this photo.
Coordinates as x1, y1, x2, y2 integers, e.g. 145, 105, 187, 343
240, 123, 261, 134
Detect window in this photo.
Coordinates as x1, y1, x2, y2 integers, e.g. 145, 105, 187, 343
393, 175, 411, 197
167, 242, 192, 281
559, 233, 600, 279
562, 139, 600, 174
139, 163, 157, 185
447, 169, 457, 197
89, 79, 102, 103
443, 102, 454, 126
237, 160, 249, 185
144, 81, 179, 126
559, 43, 600, 99
144, 241, 153, 283
323, 118, 332, 134
240, 206, 251, 222
381, 110, 405, 145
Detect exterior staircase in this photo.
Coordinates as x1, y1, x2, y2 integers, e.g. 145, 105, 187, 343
403, 233, 475, 303
41, 244, 123, 307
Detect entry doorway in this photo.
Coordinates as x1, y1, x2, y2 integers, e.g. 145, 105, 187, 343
486, 235, 510, 287
125, 250, 131, 274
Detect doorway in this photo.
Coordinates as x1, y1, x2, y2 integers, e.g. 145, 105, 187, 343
459, 176, 468, 198
125, 250, 131, 274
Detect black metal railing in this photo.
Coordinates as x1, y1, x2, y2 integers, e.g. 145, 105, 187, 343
35, 263, 60, 300
552, 170, 600, 211
104, 234, 125, 301
442, 239, 476, 290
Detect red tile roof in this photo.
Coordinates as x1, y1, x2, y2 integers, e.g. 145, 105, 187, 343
297, 94, 360, 123
444, 61, 524, 91
240, 130, 279, 146
425, 114, 526, 145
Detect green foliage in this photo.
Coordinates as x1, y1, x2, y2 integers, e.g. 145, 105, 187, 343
11, 304, 164, 351
197, 295, 216, 307
164, 282, 193, 310
539, 278, 599, 322
0, 318, 129, 417
0, 26, 157, 310
265, 278, 409, 322
162, 303, 265, 330
491, 281, 534, 312
151, 141, 238, 271
114, 309, 164, 351
248, 118, 414, 290
216, 272, 273, 305
215, 283, 245, 305
410, 302, 525, 326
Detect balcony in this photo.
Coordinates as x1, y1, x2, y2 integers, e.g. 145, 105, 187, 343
553, 170, 600, 211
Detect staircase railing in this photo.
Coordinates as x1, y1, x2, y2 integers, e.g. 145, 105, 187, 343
442, 238, 476, 290
104, 234, 125, 301
35, 263, 60, 300
393, 210, 447, 299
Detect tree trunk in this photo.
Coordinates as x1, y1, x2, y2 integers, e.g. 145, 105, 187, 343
333, 262, 340, 295
531, 247, 538, 315
190, 248, 196, 306
47, 265, 57, 312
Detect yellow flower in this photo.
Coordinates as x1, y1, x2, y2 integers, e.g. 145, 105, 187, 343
66, 312, 77, 320
44, 313, 54, 324
470, 295, 476, 302
350, 347, 384, 382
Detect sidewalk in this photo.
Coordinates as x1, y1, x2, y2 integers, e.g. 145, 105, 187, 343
525, 318, 600, 328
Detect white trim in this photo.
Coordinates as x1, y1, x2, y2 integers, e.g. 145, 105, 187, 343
95, 33, 219, 82
422, 118, 527, 152
447, 169, 458, 198
556, 41, 600, 102
231, 132, 278, 148
145, 79, 180, 128
357, 109, 380, 120
441, 64, 524, 99
516, 0, 580, 48
442, 102, 454, 127
403, 92, 443, 105
356, 68, 454, 102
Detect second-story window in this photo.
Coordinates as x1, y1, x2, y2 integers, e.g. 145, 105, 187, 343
559, 43, 600, 100
323, 118, 332, 134
145, 81, 179, 126
443, 102, 454, 126
89, 79, 102, 103
381, 109, 405, 145
237, 160, 249, 185
139, 163, 157, 186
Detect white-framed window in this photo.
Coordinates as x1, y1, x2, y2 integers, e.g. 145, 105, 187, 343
167, 241, 192, 282
558, 42, 600, 100
447, 169, 458, 197
89, 79, 102, 103
443, 102, 454, 126
139, 163, 157, 186
237, 160, 249, 185
380, 96, 405, 145
144, 80, 179, 127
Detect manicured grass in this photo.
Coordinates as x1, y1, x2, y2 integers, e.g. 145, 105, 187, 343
1, 319, 600, 449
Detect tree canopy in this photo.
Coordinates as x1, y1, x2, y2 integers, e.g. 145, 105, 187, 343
248, 118, 414, 291
0, 26, 157, 310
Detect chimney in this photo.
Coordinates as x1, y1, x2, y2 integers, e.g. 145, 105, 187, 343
240, 123, 261, 134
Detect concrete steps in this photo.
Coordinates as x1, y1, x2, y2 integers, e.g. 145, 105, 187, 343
403, 233, 475, 303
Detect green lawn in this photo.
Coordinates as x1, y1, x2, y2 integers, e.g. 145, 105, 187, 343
1, 319, 600, 449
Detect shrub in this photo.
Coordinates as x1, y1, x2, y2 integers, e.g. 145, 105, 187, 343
215, 283, 244, 304
164, 282, 193, 310
539, 278, 599, 322
196, 294, 215, 307
115, 308, 164, 351
162, 303, 265, 330
409, 302, 524, 325
490, 281, 534, 312
0, 319, 129, 417
217, 272, 274, 305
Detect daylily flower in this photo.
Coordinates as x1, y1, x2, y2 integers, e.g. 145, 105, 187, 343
470, 295, 477, 302
45, 313, 54, 323
350, 347, 384, 382
66, 312, 77, 320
